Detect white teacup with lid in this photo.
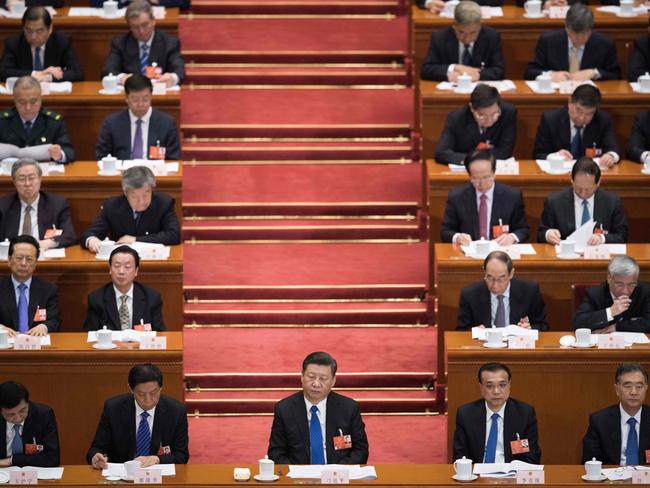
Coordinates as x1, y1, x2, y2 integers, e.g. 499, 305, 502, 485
453, 456, 473, 480
103, 0, 119, 16
619, 0, 634, 16
0, 329, 9, 349
584, 458, 602, 480
101, 154, 118, 174
102, 73, 119, 93
258, 455, 274, 480
575, 328, 592, 347
536, 73, 552, 92
547, 152, 565, 172
96, 326, 113, 349
457, 73, 472, 92
524, 0, 542, 16
558, 240, 575, 257
638, 72, 650, 92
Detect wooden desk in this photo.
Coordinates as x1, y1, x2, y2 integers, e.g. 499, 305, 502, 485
0, 83, 181, 161
433, 243, 650, 373
0, 332, 183, 465
35, 245, 183, 332
446, 331, 650, 465
427, 159, 650, 246
0, 9, 179, 82
413, 6, 646, 82
420, 80, 649, 162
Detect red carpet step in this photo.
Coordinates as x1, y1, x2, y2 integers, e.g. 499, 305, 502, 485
188, 0, 406, 15
187, 415, 447, 463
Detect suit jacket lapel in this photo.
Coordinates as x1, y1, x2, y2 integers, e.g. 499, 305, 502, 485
147, 111, 159, 150
592, 189, 605, 228
37, 193, 48, 240
447, 29, 459, 64
608, 405, 622, 463
150, 32, 164, 67
9, 114, 28, 145
0, 417, 7, 458
474, 402, 487, 461
150, 397, 166, 454
104, 284, 121, 329
325, 394, 338, 462
503, 400, 515, 461
44, 36, 58, 69
6, 195, 22, 238
562, 189, 576, 236
127, 35, 141, 74
119, 110, 133, 158
559, 32, 570, 71
640, 406, 650, 462
509, 280, 522, 323
122, 398, 137, 459
133, 284, 146, 325
1, 278, 19, 329
119, 198, 138, 235
479, 284, 492, 328
292, 395, 311, 462
463, 185, 479, 239
27, 278, 41, 328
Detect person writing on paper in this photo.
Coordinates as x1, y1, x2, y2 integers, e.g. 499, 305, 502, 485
101, 0, 185, 88
435, 84, 516, 165
95, 74, 180, 161
87, 363, 189, 468
538, 157, 628, 246
574, 255, 650, 333
0, 235, 59, 337
83, 246, 165, 331
532, 85, 620, 168
0, 381, 59, 467
420, 1, 504, 82
440, 149, 530, 246
457, 251, 549, 331
524, 3, 620, 82
267, 351, 369, 464
582, 363, 650, 465
0, 159, 77, 249
82, 166, 180, 252
0, 6, 83, 83
0, 76, 74, 163
453, 362, 541, 464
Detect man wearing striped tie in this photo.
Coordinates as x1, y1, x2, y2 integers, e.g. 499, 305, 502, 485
267, 352, 369, 465
87, 363, 189, 469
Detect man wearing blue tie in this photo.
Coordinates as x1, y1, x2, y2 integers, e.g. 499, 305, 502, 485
0, 235, 59, 336
453, 362, 541, 464
87, 363, 189, 468
267, 352, 369, 464
582, 363, 650, 465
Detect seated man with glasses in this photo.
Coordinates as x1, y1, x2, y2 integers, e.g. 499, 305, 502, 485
454, 362, 541, 464
457, 251, 548, 330
435, 84, 516, 165
0, 235, 60, 336
441, 149, 530, 246
574, 255, 650, 333
582, 363, 650, 465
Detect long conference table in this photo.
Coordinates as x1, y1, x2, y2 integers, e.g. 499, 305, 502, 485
433, 243, 650, 374
412, 6, 647, 82
0, 332, 183, 465
446, 331, 650, 465
420, 80, 649, 163
0, 83, 181, 161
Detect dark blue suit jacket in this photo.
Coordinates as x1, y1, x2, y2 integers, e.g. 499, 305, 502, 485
95, 108, 180, 161
0, 276, 60, 332
627, 110, 650, 163
0, 402, 59, 467
629, 35, 650, 82
574, 282, 650, 332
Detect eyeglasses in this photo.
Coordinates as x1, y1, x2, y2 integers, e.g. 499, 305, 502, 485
15, 175, 39, 184
484, 275, 509, 284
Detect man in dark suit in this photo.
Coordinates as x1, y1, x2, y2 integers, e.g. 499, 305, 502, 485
0, 381, 59, 467
538, 157, 628, 245
628, 25, 650, 82
524, 3, 620, 81
454, 362, 541, 464
0, 76, 74, 163
441, 149, 529, 245
102, 0, 185, 87
268, 352, 369, 464
435, 84, 516, 164
84, 246, 165, 331
96, 74, 180, 161
0, 6, 83, 83
82, 166, 180, 252
582, 363, 650, 465
416, 0, 502, 13
627, 111, 650, 164
574, 255, 650, 333
0, 159, 76, 249
457, 251, 548, 330
421, 1, 504, 81
533, 85, 619, 167
0, 235, 59, 336
88, 363, 188, 467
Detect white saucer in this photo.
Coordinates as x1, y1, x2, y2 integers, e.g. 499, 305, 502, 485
100, 13, 123, 19
523, 12, 544, 18
483, 342, 507, 349
105, 476, 121, 481
557, 253, 580, 259
92, 343, 117, 350
642, 168, 650, 175
571, 342, 596, 349
99, 89, 122, 95
616, 12, 637, 17
452, 474, 478, 482
253, 475, 279, 482
0, 344, 12, 350
581, 474, 607, 482
98, 169, 120, 176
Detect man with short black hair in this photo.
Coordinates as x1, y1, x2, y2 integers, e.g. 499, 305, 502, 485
525, 3, 620, 81
87, 363, 189, 468
435, 84, 516, 164
0, 235, 59, 336
0, 381, 59, 467
533, 85, 619, 167
582, 363, 650, 465
538, 157, 627, 245
453, 362, 541, 464
457, 251, 548, 330
267, 352, 369, 464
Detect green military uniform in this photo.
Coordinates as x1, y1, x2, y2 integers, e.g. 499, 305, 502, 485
0, 107, 75, 163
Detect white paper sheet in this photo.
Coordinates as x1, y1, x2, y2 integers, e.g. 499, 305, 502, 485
287, 465, 377, 480
45, 82, 72, 94
102, 463, 175, 477
42, 248, 66, 259
0, 467, 63, 480
436, 80, 515, 93
596, 5, 648, 15
630, 82, 650, 93
474, 461, 543, 477
611, 332, 650, 344
95, 242, 170, 261
8, 335, 51, 346
563, 219, 595, 253
461, 241, 536, 258
87, 330, 157, 343
68, 6, 165, 18
496, 158, 519, 174
472, 325, 539, 341
535, 159, 572, 174
602, 467, 634, 481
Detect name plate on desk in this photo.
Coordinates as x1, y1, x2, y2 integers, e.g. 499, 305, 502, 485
140, 336, 167, 350
508, 336, 535, 349
9, 469, 38, 484
14, 335, 41, 350
321, 469, 350, 484
633, 470, 650, 484
598, 335, 626, 349
516, 470, 544, 484
584, 246, 611, 260
134, 469, 162, 484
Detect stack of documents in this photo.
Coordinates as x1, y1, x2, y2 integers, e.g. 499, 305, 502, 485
0, 467, 63, 480
87, 330, 157, 343
472, 325, 539, 341
287, 465, 377, 480
474, 461, 543, 478
102, 463, 176, 477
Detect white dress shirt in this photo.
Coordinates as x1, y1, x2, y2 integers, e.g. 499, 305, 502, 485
452, 183, 495, 244
490, 283, 511, 327
114, 284, 134, 327
619, 404, 642, 465
129, 107, 153, 159
134, 400, 156, 439
6, 420, 25, 457
12, 276, 32, 307
484, 401, 507, 463
18, 195, 39, 241
304, 396, 328, 464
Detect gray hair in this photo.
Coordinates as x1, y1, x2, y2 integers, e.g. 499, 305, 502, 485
11, 158, 42, 180
565, 3, 594, 33
455, 0, 482, 25
122, 166, 156, 191
13, 76, 41, 93
607, 255, 639, 279
126, 0, 153, 20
